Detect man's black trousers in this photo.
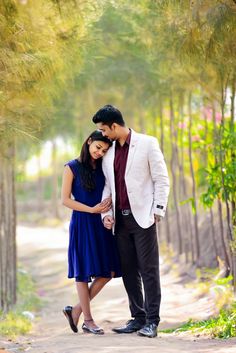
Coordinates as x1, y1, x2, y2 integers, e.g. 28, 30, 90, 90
115, 212, 161, 325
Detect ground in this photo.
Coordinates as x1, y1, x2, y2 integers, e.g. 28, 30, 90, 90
1, 224, 236, 353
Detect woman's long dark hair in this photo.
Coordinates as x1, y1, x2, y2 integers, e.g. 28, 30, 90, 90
78, 130, 112, 191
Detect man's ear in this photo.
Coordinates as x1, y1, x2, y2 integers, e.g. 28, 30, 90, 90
111, 123, 117, 130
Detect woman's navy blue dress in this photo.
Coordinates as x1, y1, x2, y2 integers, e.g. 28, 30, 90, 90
66, 159, 121, 282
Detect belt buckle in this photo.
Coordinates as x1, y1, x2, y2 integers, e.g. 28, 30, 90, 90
121, 209, 131, 216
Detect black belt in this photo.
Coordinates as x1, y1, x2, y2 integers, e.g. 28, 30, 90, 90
119, 209, 132, 216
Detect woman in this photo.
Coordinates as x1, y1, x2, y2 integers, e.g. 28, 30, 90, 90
61, 130, 121, 335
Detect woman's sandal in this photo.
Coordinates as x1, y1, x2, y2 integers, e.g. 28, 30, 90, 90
82, 319, 104, 335
63, 305, 78, 333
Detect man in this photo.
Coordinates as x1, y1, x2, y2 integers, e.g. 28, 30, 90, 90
92, 105, 170, 338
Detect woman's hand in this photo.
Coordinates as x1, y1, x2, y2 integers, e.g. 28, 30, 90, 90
91, 197, 112, 214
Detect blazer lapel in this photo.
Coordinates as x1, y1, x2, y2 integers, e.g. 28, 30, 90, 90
125, 130, 138, 176
106, 141, 116, 189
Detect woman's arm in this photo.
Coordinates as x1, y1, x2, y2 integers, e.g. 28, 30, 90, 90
61, 166, 111, 214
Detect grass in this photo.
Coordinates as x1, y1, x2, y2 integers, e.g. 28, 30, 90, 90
161, 302, 236, 338
161, 272, 236, 339
0, 312, 32, 337
157, 256, 236, 339
0, 267, 42, 338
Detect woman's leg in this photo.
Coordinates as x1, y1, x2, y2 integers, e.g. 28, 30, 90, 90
72, 277, 111, 326
76, 282, 92, 322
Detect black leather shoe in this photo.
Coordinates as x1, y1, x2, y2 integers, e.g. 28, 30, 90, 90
82, 322, 104, 335
62, 306, 78, 333
112, 319, 145, 334
137, 323, 158, 338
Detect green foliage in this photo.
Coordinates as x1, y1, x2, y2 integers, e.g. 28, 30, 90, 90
16, 269, 42, 311
0, 311, 32, 337
179, 197, 196, 214
0, 0, 105, 147
0, 268, 41, 338
214, 275, 233, 287
201, 126, 236, 208
161, 303, 236, 339
162, 270, 235, 338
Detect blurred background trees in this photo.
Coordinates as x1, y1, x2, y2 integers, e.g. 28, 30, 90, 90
0, 0, 235, 311
0, 0, 105, 311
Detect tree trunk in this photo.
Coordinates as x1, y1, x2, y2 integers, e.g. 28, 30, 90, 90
0, 141, 17, 312
151, 106, 157, 137
230, 74, 235, 130
178, 92, 193, 263
51, 140, 60, 219
188, 92, 200, 264
203, 103, 218, 263
219, 83, 233, 244
163, 209, 171, 245
139, 112, 146, 134
159, 97, 171, 245
170, 94, 183, 255
217, 199, 230, 273
230, 74, 236, 292
37, 154, 44, 212
218, 77, 234, 280
212, 105, 231, 271
210, 208, 218, 262
159, 98, 164, 153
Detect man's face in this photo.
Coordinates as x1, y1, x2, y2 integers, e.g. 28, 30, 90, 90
96, 122, 118, 141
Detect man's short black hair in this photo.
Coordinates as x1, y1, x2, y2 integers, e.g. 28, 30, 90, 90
92, 104, 125, 127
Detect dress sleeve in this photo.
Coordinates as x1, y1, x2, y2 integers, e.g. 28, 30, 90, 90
65, 159, 79, 178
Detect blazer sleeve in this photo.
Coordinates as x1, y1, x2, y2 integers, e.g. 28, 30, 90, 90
101, 160, 113, 220
148, 137, 170, 217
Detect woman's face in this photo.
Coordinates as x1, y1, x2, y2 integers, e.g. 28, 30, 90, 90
88, 139, 110, 160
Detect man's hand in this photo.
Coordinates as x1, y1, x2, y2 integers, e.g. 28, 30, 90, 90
103, 215, 114, 230
154, 215, 161, 223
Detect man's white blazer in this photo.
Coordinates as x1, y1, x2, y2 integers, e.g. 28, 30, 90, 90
101, 130, 170, 229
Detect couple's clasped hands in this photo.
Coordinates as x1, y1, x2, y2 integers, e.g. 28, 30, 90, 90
91, 196, 161, 229
91, 197, 114, 229
91, 197, 112, 214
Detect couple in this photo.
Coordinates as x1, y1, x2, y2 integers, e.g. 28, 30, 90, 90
61, 105, 170, 338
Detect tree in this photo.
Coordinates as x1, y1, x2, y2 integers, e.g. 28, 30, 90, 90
0, 0, 105, 311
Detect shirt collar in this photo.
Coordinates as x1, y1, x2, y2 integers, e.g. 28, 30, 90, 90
125, 129, 131, 145
117, 129, 131, 147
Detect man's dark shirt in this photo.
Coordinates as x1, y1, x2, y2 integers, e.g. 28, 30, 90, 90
114, 130, 131, 210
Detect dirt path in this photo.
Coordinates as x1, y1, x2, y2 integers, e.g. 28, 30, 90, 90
1, 225, 236, 353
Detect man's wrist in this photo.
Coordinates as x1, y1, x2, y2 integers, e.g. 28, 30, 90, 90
154, 214, 163, 222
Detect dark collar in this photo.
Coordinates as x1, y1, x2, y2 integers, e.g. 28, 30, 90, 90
116, 129, 131, 147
